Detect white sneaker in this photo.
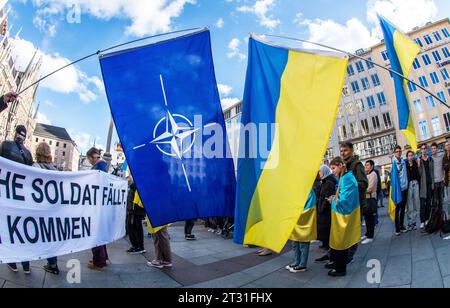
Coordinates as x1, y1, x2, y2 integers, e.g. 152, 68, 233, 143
361, 236, 367, 241
444, 235, 450, 241
420, 223, 425, 229
361, 238, 374, 245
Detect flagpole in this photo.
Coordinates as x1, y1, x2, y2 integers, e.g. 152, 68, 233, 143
17, 27, 206, 96
261, 33, 450, 110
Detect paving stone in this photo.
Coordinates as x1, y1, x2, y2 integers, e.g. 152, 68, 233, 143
380, 254, 412, 288
411, 259, 443, 288
443, 276, 450, 288
0, 265, 46, 288
435, 245, 450, 277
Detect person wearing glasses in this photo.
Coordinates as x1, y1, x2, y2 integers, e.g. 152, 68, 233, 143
392, 146, 408, 236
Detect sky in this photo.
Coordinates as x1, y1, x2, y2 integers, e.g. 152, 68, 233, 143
7, 0, 450, 154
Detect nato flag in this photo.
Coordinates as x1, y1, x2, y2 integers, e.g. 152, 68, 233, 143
99, 30, 236, 227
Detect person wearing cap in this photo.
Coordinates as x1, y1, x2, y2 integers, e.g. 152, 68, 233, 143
0, 124, 33, 274
0, 92, 19, 113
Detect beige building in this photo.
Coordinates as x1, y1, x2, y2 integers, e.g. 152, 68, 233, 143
330, 18, 450, 169
32, 123, 80, 171
0, 0, 42, 146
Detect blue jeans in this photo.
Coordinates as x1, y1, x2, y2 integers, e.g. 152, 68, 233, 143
292, 242, 310, 268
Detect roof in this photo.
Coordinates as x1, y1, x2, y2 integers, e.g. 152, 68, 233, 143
34, 123, 73, 142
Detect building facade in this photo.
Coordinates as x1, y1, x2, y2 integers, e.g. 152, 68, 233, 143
32, 123, 80, 171
329, 18, 450, 168
0, 0, 42, 146
223, 100, 242, 168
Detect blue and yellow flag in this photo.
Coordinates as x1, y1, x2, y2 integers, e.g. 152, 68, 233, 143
290, 191, 318, 243
330, 171, 361, 251
234, 35, 348, 253
379, 16, 421, 152
389, 159, 403, 221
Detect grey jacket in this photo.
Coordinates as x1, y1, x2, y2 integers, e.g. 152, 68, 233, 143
418, 157, 435, 199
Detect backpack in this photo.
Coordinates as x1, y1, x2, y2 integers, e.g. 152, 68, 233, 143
426, 208, 446, 234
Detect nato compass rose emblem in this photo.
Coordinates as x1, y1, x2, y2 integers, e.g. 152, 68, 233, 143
133, 74, 211, 193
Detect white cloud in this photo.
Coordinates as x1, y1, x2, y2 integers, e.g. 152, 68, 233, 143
367, 0, 438, 37
221, 97, 240, 111
69, 129, 92, 153
35, 111, 52, 125
227, 38, 246, 61
28, 0, 197, 37
300, 18, 378, 53
216, 18, 224, 29
237, 0, 280, 29
218, 83, 232, 97
11, 38, 103, 104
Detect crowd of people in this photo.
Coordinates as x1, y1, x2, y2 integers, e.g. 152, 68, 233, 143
1, 91, 450, 279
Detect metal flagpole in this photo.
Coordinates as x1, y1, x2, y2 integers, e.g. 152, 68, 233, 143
261, 33, 450, 110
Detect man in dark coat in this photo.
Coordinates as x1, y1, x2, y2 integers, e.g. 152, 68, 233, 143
340, 142, 368, 263
0, 92, 19, 114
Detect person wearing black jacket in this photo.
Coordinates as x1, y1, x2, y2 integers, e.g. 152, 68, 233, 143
406, 151, 420, 231
315, 165, 337, 263
126, 177, 147, 255
0, 92, 18, 114
340, 142, 369, 264
0, 125, 33, 274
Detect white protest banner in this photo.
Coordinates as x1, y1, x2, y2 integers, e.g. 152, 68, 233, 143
0, 157, 128, 263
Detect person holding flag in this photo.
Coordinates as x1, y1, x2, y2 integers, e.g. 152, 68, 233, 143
378, 15, 421, 152
287, 190, 318, 273
0, 92, 18, 114
327, 157, 361, 277
390, 146, 409, 236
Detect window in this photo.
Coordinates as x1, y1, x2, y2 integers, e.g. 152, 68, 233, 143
56, 142, 60, 147
49, 141, 52, 146
381, 50, 389, 61
62, 152, 66, 157
224, 110, 231, 120
442, 68, 450, 81
426, 95, 436, 110
343, 85, 350, 96
422, 54, 432, 65
345, 103, 355, 115
371, 74, 381, 87
347, 65, 355, 76
433, 31, 443, 42
372, 116, 381, 132
361, 77, 370, 90
355, 61, 365, 73
419, 76, 429, 88
419, 120, 430, 140
443, 47, 450, 58
383, 113, 392, 129
424, 34, 433, 45
236, 104, 242, 114
430, 72, 440, 85
377, 92, 387, 106
350, 122, 358, 138
367, 96, 376, 110
366, 58, 375, 69
414, 38, 424, 48
63, 144, 67, 149
443, 28, 450, 38
351, 81, 360, 93
437, 91, 447, 103
35, 138, 38, 142
432, 117, 442, 136
338, 125, 347, 141
432, 50, 442, 62
356, 99, 365, 113
413, 58, 421, 70
361, 119, 370, 135
408, 82, 417, 93
444, 113, 450, 132
413, 99, 424, 114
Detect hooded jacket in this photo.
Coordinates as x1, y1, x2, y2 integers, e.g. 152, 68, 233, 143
345, 155, 368, 208
0, 139, 33, 166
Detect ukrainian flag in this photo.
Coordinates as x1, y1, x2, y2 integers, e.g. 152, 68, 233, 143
234, 35, 348, 253
379, 16, 421, 152
330, 171, 361, 251
388, 159, 403, 221
290, 191, 318, 243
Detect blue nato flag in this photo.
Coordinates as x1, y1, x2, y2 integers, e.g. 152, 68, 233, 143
99, 30, 236, 227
